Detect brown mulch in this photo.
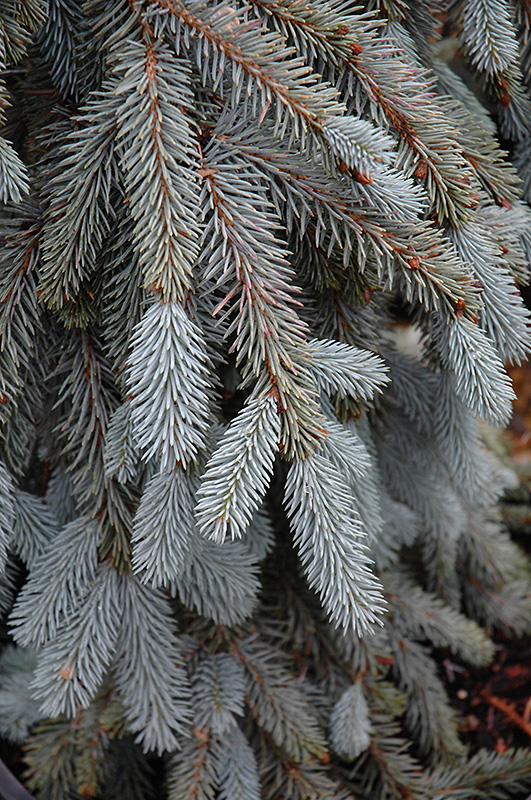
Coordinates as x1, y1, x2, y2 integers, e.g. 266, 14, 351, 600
444, 636, 531, 754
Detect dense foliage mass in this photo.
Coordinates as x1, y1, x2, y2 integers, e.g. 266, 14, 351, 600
2, 0, 531, 797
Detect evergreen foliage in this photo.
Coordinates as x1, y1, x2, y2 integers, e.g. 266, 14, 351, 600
2, 0, 531, 797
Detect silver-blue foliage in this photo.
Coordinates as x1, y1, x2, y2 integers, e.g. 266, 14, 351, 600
195, 394, 281, 542
330, 683, 371, 761
284, 449, 386, 635
2, 0, 531, 796
127, 301, 213, 468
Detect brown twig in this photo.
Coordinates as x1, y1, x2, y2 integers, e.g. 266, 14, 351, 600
480, 688, 531, 739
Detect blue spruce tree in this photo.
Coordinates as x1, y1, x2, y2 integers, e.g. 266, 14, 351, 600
1, 0, 531, 797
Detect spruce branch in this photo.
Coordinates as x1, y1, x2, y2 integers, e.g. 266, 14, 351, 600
218, 725, 261, 800
249, 0, 476, 225
215, 123, 482, 317
0, 208, 42, 427
132, 466, 195, 586
113, 35, 202, 302
126, 301, 212, 469
195, 394, 281, 543
191, 653, 246, 735
449, 217, 531, 363
113, 576, 192, 753
234, 639, 330, 763
11, 491, 59, 570
176, 532, 261, 625
199, 142, 327, 458
39, 96, 118, 310
307, 338, 389, 401
0, 461, 14, 574
0, 137, 29, 204
284, 449, 386, 635
104, 400, 139, 484
330, 682, 371, 762
9, 517, 100, 648
30, 565, 123, 718
433, 315, 516, 426
36, 0, 84, 102
167, 730, 219, 800
152, 0, 343, 142
0, 647, 40, 746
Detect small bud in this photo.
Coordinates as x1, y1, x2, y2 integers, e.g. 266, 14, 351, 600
415, 160, 427, 180
60, 662, 73, 680
454, 298, 466, 315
